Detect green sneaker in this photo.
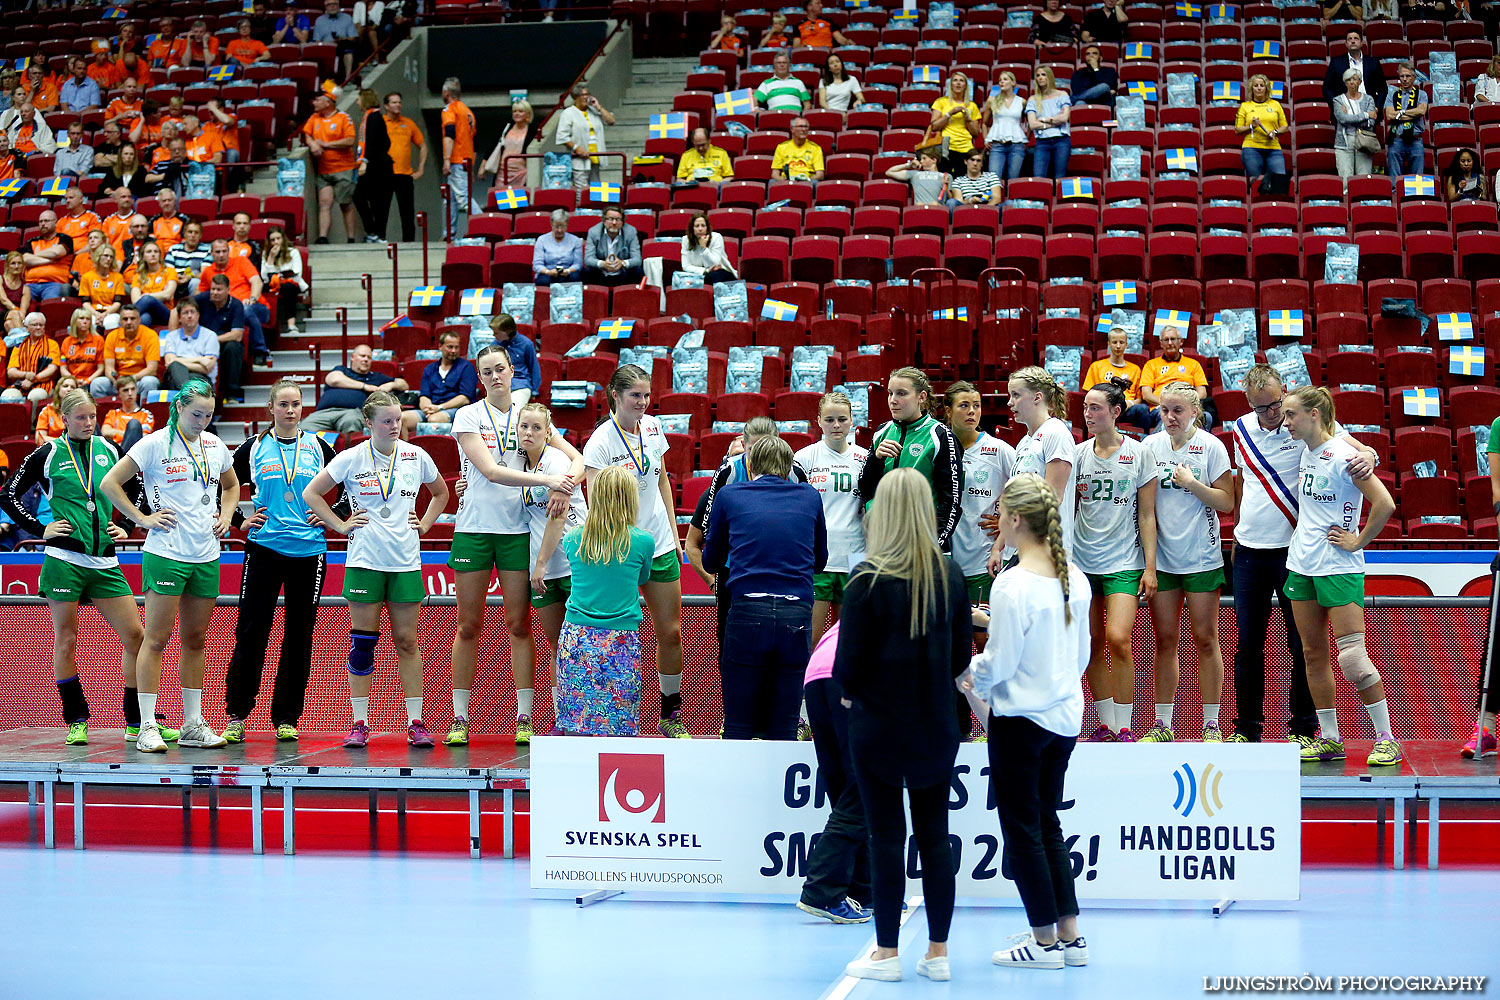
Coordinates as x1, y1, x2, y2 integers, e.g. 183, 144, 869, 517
1202, 723, 1224, 743
972, 732, 988, 743
65, 721, 89, 745
515, 715, 533, 745
796, 717, 813, 741
444, 717, 469, 746
1224, 732, 1250, 743
1368, 738, 1403, 767
276, 724, 299, 741
126, 723, 180, 743
1301, 736, 1346, 762
1140, 721, 1174, 743
660, 711, 691, 738
223, 719, 247, 743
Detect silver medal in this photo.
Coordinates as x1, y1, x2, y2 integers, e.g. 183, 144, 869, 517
284, 491, 295, 503
201, 494, 212, 506
85, 500, 96, 513
379, 506, 392, 519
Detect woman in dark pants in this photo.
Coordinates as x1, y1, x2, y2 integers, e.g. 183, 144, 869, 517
834, 468, 970, 984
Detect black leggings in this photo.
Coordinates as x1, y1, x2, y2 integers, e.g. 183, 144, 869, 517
988, 712, 1079, 928
852, 762, 955, 949
223, 540, 327, 726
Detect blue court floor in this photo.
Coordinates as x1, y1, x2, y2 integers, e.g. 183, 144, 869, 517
4, 848, 1496, 998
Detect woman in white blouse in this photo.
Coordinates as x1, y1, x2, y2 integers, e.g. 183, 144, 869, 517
983, 71, 1027, 179
260, 226, 308, 339
818, 54, 864, 114
1475, 54, 1500, 106
680, 211, 737, 284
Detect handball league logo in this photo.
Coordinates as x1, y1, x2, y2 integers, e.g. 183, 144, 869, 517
1172, 763, 1225, 818
598, 753, 666, 823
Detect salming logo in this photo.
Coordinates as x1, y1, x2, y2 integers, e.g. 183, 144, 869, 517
1172, 763, 1225, 818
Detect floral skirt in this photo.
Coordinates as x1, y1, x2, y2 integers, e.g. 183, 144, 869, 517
556, 621, 641, 736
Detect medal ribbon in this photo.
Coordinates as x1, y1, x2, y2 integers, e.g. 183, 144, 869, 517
483, 398, 514, 459
612, 417, 645, 476
369, 440, 397, 503
277, 433, 303, 498
63, 436, 94, 500
177, 428, 210, 485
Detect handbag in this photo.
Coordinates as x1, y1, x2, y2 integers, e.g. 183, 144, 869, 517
1345, 97, 1382, 154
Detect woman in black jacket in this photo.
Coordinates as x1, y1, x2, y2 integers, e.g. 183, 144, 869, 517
833, 467, 972, 984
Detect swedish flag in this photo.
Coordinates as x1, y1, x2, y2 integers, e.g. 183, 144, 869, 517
208, 65, 235, 83
0, 178, 26, 199
891, 5, 918, 20
408, 286, 447, 308
930, 307, 969, 321
589, 182, 622, 203
1267, 309, 1305, 338
104, 6, 127, 16
844, 0, 869, 7
715, 89, 755, 116
1127, 81, 1158, 101
1125, 43, 1154, 60
1059, 177, 1095, 199
912, 66, 941, 83
761, 299, 798, 321
1175, 1, 1203, 14
1449, 345, 1486, 377
1101, 281, 1139, 306
1402, 174, 1436, 198
1402, 387, 1440, 418
1437, 313, 1475, 342
1164, 148, 1198, 172
1209, 4, 1238, 16
1269, 81, 1284, 101
597, 318, 637, 340
1212, 81, 1242, 101
459, 288, 496, 316
492, 187, 529, 210
1154, 309, 1192, 336
1096, 315, 1113, 334
649, 113, 688, 140
39, 176, 72, 197
1252, 40, 1281, 59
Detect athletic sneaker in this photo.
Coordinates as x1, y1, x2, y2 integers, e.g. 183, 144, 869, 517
1116, 728, 1137, 742
1202, 723, 1223, 743
1084, 725, 1116, 743
344, 722, 370, 748
408, 720, 435, 748
993, 931, 1064, 970
972, 732, 988, 743
1300, 736, 1345, 762
445, 717, 469, 746
1061, 936, 1089, 966
1225, 732, 1250, 743
845, 952, 902, 982
795, 898, 871, 924
276, 724, 299, 741
1460, 726, 1497, 759
135, 722, 168, 753
1368, 737, 1403, 767
178, 720, 228, 748
125, 723, 180, 743
659, 712, 691, 738
516, 715, 533, 744
65, 721, 88, 746
1140, 721, 1174, 743
223, 719, 247, 743
797, 717, 812, 741
916, 955, 950, 981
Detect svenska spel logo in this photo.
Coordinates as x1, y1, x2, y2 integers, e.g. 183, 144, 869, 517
598, 753, 666, 823
1172, 762, 1225, 818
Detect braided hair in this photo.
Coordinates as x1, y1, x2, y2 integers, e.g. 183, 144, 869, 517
1009, 365, 1068, 423
999, 472, 1073, 624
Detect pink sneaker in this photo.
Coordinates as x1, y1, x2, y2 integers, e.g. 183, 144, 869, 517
408, 720, 435, 748
1461, 726, 1497, 759
1084, 725, 1117, 743
1117, 728, 1138, 742
343, 722, 370, 748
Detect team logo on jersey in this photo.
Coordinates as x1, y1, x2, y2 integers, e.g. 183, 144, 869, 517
973, 468, 990, 484
1119, 454, 1134, 464
1319, 450, 1333, 459
95, 455, 109, 466
907, 443, 923, 458
1188, 445, 1204, 455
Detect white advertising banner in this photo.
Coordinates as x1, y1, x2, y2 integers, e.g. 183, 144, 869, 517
530, 738, 1301, 901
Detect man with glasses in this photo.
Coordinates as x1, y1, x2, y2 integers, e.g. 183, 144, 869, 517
1383, 62, 1428, 177
772, 117, 824, 182
1228, 364, 1378, 745
1138, 325, 1208, 430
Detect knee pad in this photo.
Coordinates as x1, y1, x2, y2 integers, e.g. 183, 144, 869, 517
347, 629, 379, 676
1336, 633, 1381, 691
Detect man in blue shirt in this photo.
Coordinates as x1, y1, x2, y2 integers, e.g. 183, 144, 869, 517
312, 0, 360, 81
274, 3, 312, 44
532, 209, 583, 285
194, 275, 248, 402
59, 57, 102, 114
161, 297, 223, 390
401, 330, 477, 434
490, 313, 540, 407
301, 343, 409, 434
582, 206, 643, 287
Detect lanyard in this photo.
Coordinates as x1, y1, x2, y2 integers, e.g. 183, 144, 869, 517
62, 436, 94, 500
483, 398, 513, 458
276, 433, 304, 495
368, 441, 397, 503
177, 428, 209, 484
612, 417, 645, 476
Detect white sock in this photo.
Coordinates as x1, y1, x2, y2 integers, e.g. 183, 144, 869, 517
1094, 698, 1118, 733
452, 689, 470, 720
137, 691, 157, 727
1317, 708, 1340, 743
1117, 703, 1133, 732
1484, 711, 1497, 733
659, 673, 681, 697
1156, 703, 1174, 729
406, 696, 422, 725
351, 697, 369, 724
1365, 699, 1392, 740
1203, 704, 1220, 728
182, 688, 203, 725
517, 687, 534, 718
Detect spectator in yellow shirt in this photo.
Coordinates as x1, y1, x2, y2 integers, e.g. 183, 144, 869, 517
771, 117, 825, 181
1236, 74, 1288, 192
675, 128, 734, 186
1139, 326, 1212, 429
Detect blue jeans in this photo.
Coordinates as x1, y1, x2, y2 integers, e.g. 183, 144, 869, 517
1122, 402, 1158, 429
1386, 135, 1425, 177
1240, 146, 1286, 182
1231, 544, 1316, 741
26, 281, 69, 301
988, 142, 1025, 180
1073, 82, 1115, 106
135, 294, 171, 328
1032, 135, 1071, 179
719, 595, 813, 741
446, 161, 468, 238
245, 301, 270, 356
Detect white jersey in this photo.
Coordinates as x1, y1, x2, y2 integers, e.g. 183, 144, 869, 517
520, 446, 588, 580
1143, 428, 1231, 575
1288, 436, 1366, 578
794, 439, 869, 574
1072, 435, 1158, 575
582, 413, 675, 558
452, 398, 527, 535
128, 428, 232, 564
1010, 417, 1077, 557
323, 441, 440, 572
951, 433, 1015, 577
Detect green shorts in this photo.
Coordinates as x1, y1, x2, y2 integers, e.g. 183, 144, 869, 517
141, 552, 220, 598
813, 571, 848, 603
531, 576, 572, 608
39, 558, 134, 603
448, 531, 530, 574
1156, 568, 1225, 594
649, 550, 681, 584
1088, 569, 1144, 598
316, 168, 358, 203
343, 566, 425, 604
965, 573, 992, 602
1284, 570, 1364, 608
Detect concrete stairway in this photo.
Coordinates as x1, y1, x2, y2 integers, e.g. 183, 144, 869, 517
610, 57, 707, 171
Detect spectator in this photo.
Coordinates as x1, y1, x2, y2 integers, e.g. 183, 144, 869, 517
885, 146, 951, 207
372, 91, 426, 243
1323, 29, 1387, 111
301, 86, 359, 244
134, 100, 168, 153
145, 135, 192, 196
759, 12, 792, 47
199, 238, 268, 363
0, 70, 17, 112
949, 150, 1003, 206
227, 213, 262, 270
81, 246, 128, 323
24, 64, 59, 112
755, 52, 812, 113
479, 99, 540, 193
248, 0, 279, 42
772, 116, 826, 181
131, 242, 178, 328
436, 76, 478, 237
101, 188, 136, 255
1333, 68, 1379, 180
402, 330, 477, 434
109, 142, 150, 196
1084, 328, 1150, 427
72, 230, 110, 286
182, 117, 226, 165
931, 72, 982, 174
33, 375, 80, 446
352, 0, 388, 57
582, 206, 643, 287
1444, 148, 1487, 202
300, 342, 407, 434
0, 87, 25, 132
1400, 0, 1452, 17
681, 211, 738, 284
87, 44, 122, 91
1383, 63, 1428, 177
60, 308, 105, 396
1476, 55, 1500, 106
676, 128, 734, 186
709, 15, 744, 56
796, 0, 851, 48
261, 226, 307, 338
554, 82, 614, 199
1139, 326, 1211, 430
1081, 0, 1129, 44
1026, 66, 1072, 179
1322, 0, 1362, 22
160, 297, 221, 390
105, 78, 143, 131
117, 53, 150, 92
54, 123, 95, 181
490, 313, 542, 407
170, 20, 219, 69
147, 17, 179, 68
274, 3, 312, 44
314, 0, 360, 81
165, 220, 212, 284
121, 216, 152, 282
147, 188, 188, 252
1365, 0, 1399, 16
226, 19, 271, 66
0, 251, 29, 317
0, 131, 17, 184
532, 209, 583, 286
1072, 44, 1118, 108
57, 187, 102, 271
3, 311, 61, 403
22, 211, 74, 302
1237, 73, 1289, 192
193, 275, 247, 401
99, 306, 161, 396
5, 101, 56, 156
101, 374, 152, 452
1030, 0, 1079, 46
818, 54, 864, 113
59, 57, 102, 114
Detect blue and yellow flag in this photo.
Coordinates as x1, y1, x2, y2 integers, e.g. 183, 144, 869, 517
459, 288, 496, 316
1267, 309, 1305, 338
761, 299, 798, 321
1164, 148, 1198, 172
1101, 281, 1139, 306
597, 318, 637, 340
408, 286, 447, 308
1449, 345, 1486, 377
649, 113, 688, 140
1436, 313, 1475, 342
1402, 387, 1440, 418
715, 89, 755, 116
492, 187, 529, 210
